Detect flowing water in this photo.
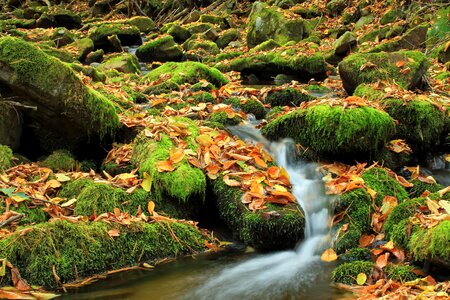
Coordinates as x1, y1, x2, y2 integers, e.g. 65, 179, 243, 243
60, 125, 339, 299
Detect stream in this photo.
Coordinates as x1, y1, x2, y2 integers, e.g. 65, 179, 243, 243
59, 125, 346, 300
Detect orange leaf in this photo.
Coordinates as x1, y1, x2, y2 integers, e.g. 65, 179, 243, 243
223, 175, 241, 187
222, 160, 237, 170
267, 166, 280, 179
375, 252, 390, 268
187, 156, 202, 168
229, 153, 252, 161
254, 156, 267, 169
147, 200, 155, 215
157, 160, 175, 172
169, 148, 185, 164
270, 190, 296, 203
359, 234, 375, 248
250, 181, 264, 196
381, 240, 394, 251
108, 229, 120, 237
266, 195, 289, 205
321, 248, 338, 262
395, 60, 405, 68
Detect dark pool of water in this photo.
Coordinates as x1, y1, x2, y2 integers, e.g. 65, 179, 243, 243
57, 248, 350, 300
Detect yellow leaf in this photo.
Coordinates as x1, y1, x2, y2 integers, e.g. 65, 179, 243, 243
147, 200, 155, 215
11, 194, 27, 203
356, 273, 367, 285
426, 198, 440, 215
141, 172, 152, 192
273, 185, 287, 192
439, 200, 450, 215
142, 263, 153, 269
61, 198, 77, 207
320, 248, 338, 262
0, 258, 6, 277
55, 173, 71, 182
46, 179, 62, 189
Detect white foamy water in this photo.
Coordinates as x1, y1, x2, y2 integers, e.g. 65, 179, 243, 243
186, 125, 332, 300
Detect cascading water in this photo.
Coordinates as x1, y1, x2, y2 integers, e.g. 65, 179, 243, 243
186, 125, 333, 300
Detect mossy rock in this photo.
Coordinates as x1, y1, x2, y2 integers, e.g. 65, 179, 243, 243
98, 53, 140, 74
144, 81, 181, 95
408, 179, 444, 199
212, 177, 305, 251
69, 63, 106, 83
409, 220, 450, 268
89, 23, 141, 50
185, 92, 215, 104
198, 14, 227, 29
252, 39, 281, 52
380, 9, 402, 25
40, 149, 76, 172
216, 29, 240, 49
1, 202, 47, 225
426, 7, 450, 49
136, 35, 183, 63
333, 189, 373, 253
57, 178, 95, 199
183, 39, 219, 55
224, 97, 266, 119
264, 88, 314, 107
0, 220, 206, 288
51, 27, 75, 47
208, 111, 242, 126
131, 118, 206, 205
340, 248, 372, 262
382, 99, 446, 153
126, 16, 155, 34
338, 51, 429, 94
141, 61, 228, 88
219, 46, 327, 81
334, 31, 357, 55
101, 160, 132, 177
384, 197, 425, 241
63, 38, 94, 61
370, 25, 428, 53
190, 81, 215, 92
247, 2, 308, 48
353, 84, 384, 101
184, 22, 216, 35
162, 23, 191, 43
36, 8, 82, 30
261, 104, 395, 158
0, 144, 13, 170
361, 167, 409, 206
0, 37, 120, 151
331, 261, 374, 285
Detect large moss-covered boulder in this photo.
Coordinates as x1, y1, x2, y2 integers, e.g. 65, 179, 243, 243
217, 44, 327, 81
63, 38, 94, 61
370, 25, 428, 53
0, 220, 207, 288
334, 31, 357, 55
246, 2, 308, 48
0, 37, 120, 151
136, 35, 183, 62
126, 16, 155, 34
261, 104, 395, 158
36, 8, 82, 29
141, 61, 228, 88
212, 177, 304, 252
98, 53, 140, 74
382, 99, 446, 153
338, 51, 429, 94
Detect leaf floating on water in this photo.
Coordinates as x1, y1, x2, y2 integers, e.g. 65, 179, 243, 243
320, 248, 338, 262
356, 273, 367, 285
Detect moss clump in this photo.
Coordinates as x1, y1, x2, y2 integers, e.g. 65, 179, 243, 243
74, 184, 149, 216
338, 51, 429, 94
333, 189, 373, 253
0, 144, 13, 170
183, 39, 219, 55
164, 24, 191, 43
135, 35, 183, 63
382, 99, 446, 153
186, 92, 216, 104
353, 84, 384, 101
340, 248, 372, 262
126, 16, 155, 33
361, 167, 409, 206
216, 29, 240, 49
384, 197, 424, 237
265, 88, 314, 107
141, 62, 228, 88
144, 81, 180, 95
131, 118, 206, 204
191, 81, 215, 92
208, 111, 242, 126
385, 264, 418, 282
0, 220, 206, 288
262, 105, 395, 158
331, 261, 374, 285
408, 179, 444, 198
212, 177, 304, 251
57, 178, 95, 199
89, 23, 141, 45
40, 150, 76, 172
6, 203, 47, 225
224, 98, 265, 119
101, 161, 132, 176
409, 220, 450, 267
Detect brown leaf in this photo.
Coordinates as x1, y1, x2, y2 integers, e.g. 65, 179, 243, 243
223, 175, 241, 187
320, 248, 338, 262
147, 201, 155, 215
169, 148, 185, 164
359, 234, 375, 248
157, 160, 175, 172
375, 252, 390, 269
108, 229, 120, 237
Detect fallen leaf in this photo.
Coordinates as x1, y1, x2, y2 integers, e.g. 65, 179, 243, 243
375, 252, 390, 268
157, 160, 175, 172
356, 273, 367, 285
169, 148, 185, 164
147, 201, 155, 215
320, 248, 338, 262
108, 229, 120, 237
141, 172, 152, 192
223, 175, 241, 187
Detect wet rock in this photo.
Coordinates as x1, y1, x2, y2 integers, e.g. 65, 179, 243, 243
98, 53, 140, 74
136, 35, 183, 62
338, 51, 429, 94
63, 38, 94, 61
247, 2, 308, 48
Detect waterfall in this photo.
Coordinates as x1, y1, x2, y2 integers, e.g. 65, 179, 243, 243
186, 125, 332, 300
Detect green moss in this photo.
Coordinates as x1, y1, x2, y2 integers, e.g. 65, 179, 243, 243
186, 92, 215, 104
131, 118, 206, 204
89, 23, 140, 44
165, 24, 191, 43
135, 35, 183, 62
224, 97, 265, 119
98, 53, 140, 74
436, 71, 450, 81
409, 220, 450, 266
101, 161, 132, 176
40, 150, 76, 172
141, 62, 228, 88
383, 99, 446, 153
408, 179, 444, 198
262, 105, 395, 157
191, 81, 215, 92
340, 248, 372, 262
390, 218, 415, 249
7, 203, 47, 225
361, 168, 409, 206
380, 9, 400, 25
384, 197, 425, 237
126, 16, 155, 33
57, 178, 95, 199
265, 88, 314, 107
144, 81, 180, 95
353, 84, 384, 101
385, 264, 418, 282
0, 219, 206, 288
426, 7, 450, 49
252, 39, 281, 52
184, 39, 219, 55
266, 106, 285, 121
65, 38, 94, 61
0, 144, 13, 171
338, 51, 429, 93
216, 29, 240, 49
331, 261, 374, 285
208, 111, 242, 126
199, 15, 226, 28
212, 177, 304, 251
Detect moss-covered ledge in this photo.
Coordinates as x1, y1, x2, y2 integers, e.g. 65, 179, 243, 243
212, 177, 305, 252
0, 220, 207, 288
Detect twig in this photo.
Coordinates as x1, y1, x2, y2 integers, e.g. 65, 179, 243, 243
2, 100, 37, 111
0, 213, 24, 228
